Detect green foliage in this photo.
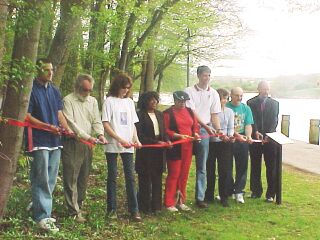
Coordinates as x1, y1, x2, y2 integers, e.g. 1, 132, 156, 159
8, 57, 36, 93
1, 147, 320, 239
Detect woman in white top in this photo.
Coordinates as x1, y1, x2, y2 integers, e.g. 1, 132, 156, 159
102, 73, 142, 222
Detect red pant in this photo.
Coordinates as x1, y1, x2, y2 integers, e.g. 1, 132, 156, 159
164, 142, 193, 207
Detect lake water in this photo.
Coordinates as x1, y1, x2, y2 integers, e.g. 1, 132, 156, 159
134, 92, 320, 143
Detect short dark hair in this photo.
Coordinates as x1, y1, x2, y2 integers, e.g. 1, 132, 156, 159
137, 91, 159, 111
36, 58, 52, 75
107, 72, 132, 98
197, 65, 211, 76
217, 88, 229, 99
36, 58, 52, 68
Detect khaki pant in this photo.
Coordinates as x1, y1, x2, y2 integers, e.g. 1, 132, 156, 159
62, 138, 92, 215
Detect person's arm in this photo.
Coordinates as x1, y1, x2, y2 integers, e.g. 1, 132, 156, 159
132, 124, 142, 148
26, 113, 60, 134
62, 98, 93, 140
58, 110, 73, 134
269, 100, 279, 132
211, 112, 221, 133
103, 121, 131, 147
91, 98, 105, 135
163, 110, 190, 140
192, 111, 214, 134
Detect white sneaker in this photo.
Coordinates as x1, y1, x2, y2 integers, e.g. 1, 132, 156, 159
231, 194, 236, 200
177, 204, 191, 211
235, 193, 245, 204
266, 197, 274, 202
215, 195, 221, 201
166, 206, 179, 212
37, 218, 59, 233
26, 202, 33, 211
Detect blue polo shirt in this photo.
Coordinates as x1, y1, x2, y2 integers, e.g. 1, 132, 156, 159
27, 80, 63, 150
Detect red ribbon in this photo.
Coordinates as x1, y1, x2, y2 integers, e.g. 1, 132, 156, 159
1, 117, 94, 150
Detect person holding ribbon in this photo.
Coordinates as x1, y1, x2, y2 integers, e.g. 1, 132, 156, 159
226, 87, 254, 204
26, 58, 72, 232
135, 91, 170, 214
205, 88, 235, 207
61, 74, 107, 223
247, 81, 279, 202
102, 73, 142, 222
163, 91, 200, 212
184, 65, 221, 209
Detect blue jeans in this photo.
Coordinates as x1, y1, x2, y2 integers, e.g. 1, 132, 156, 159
106, 153, 138, 214
195, 127, 210, 201
30, 149, 61, 222
232, 142, 249, 194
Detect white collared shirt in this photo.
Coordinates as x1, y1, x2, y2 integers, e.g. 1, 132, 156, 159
185, 84, 221, 124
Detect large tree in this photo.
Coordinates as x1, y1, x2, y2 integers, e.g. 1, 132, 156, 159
0, 0, 8, 68
48, 0, 86, 87
0, 0, 43, 218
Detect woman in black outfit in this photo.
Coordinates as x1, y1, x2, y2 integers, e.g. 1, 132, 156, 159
135, 91, 169, 213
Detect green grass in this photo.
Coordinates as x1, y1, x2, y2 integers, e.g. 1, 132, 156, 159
1, 146, 320, 239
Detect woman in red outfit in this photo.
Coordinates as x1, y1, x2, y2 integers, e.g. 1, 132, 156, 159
163, 91, 200, 212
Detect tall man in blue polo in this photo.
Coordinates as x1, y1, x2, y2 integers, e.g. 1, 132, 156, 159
226, 87, 253, 204
185, 65, 221, 208
26, 59, 72, 232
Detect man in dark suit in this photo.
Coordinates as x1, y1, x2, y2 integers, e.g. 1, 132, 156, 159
247, 81, 279, 202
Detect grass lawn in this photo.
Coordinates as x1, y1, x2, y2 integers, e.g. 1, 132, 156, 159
1, 146, 319, 239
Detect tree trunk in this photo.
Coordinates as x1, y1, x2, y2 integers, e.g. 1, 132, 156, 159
48, 0, 84, 87
156, 71, 163, 93
118, 0, 144, 71
145, 48, 154, 92
139, 52, 148, 95
0, 0, 8, 111
0, 0, 8, 67
98, 66, 109, 108
0, 0, 42, 218
60, 41, 80, 97
125, 0, 180, 70
37, 0, 57, 56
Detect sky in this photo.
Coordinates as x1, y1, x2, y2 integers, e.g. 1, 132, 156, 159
213, 0, 320, 78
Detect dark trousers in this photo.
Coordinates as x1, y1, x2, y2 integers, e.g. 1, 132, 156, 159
106, 153, 139, 214
137, 170, 162, 213
205, 142, 233, 202
231, 142, 249, 194
249, 142, 277, 198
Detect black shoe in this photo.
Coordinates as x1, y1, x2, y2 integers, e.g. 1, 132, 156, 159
221, 200, 229, 207
196, 201, 208, 208
131, 212, 142, 222
250, 193, 261, 199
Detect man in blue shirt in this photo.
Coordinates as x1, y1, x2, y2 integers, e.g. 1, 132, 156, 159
26, 58, 71, 232
226, 87, 253, 204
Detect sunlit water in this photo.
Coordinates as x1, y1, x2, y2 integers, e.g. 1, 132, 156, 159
133, 92, 320, 143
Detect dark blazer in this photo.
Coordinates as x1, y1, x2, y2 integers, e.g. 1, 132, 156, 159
135, 110, 167, 174
247, 96, 279, 138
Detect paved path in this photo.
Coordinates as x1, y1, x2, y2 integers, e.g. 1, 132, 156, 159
283, 139, 320, 175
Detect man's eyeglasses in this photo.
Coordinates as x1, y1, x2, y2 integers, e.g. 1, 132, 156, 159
80, 87, 93, 93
